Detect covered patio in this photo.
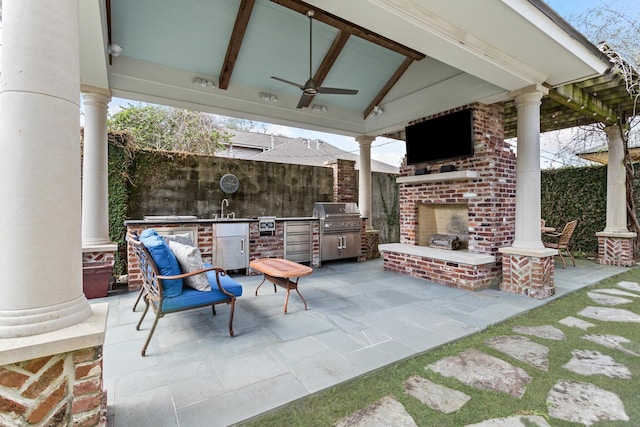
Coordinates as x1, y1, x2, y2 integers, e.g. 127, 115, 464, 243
1, 0, 638, 425
101, 258, 626, 426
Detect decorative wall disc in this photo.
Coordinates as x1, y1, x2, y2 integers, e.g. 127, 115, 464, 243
220, 173, 239, 193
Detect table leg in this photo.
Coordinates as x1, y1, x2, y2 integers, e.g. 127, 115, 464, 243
254, 276, 267, 296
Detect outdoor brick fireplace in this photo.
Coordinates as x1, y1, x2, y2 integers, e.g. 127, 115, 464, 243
380, 103, 516, 290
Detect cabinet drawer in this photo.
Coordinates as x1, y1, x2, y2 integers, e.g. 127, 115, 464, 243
286, 223, 311, 233
286, 234, 311, 244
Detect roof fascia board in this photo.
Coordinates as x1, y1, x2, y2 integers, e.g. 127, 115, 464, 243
506, 0, 610, 79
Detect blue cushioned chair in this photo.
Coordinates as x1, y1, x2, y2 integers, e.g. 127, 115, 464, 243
127, 231, 243, 356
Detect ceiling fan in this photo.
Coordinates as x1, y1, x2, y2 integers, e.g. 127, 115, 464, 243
271, 10, 358, 108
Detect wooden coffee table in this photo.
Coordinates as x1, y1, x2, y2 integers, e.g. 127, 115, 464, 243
250, 258, 313, 314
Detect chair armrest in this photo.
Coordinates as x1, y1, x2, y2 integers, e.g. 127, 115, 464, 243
157, 265, 219, 281
544, 232, 561, 238
207, 267, 238, 298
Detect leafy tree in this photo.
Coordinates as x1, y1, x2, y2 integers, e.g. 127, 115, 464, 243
221, 117, 270, 133
108, 104, 232, 155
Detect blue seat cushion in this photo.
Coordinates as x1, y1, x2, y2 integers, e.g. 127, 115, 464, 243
140, 232, 183, 298
161, 273, 243, 312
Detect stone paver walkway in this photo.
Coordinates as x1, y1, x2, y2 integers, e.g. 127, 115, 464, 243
335, 280, 639, 426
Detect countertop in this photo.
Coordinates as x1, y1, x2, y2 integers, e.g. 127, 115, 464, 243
124, 216, 318, 225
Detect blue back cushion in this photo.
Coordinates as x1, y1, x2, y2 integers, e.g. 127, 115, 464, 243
140, 230, 183, 297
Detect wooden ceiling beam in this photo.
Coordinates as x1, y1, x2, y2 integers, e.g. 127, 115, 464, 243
270, 0, 425, 60
363, 57, 414, 119
298, 30, 351, 109
219, 0, 256, 90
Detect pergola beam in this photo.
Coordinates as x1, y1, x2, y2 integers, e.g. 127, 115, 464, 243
548, 83, 618, 126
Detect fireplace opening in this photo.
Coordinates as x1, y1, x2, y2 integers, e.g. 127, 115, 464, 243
417, 203, 469, 250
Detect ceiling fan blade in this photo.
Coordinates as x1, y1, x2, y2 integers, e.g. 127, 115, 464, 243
271, 76, 304, 90
316, 87, 359, 95
296, 93, 315, 109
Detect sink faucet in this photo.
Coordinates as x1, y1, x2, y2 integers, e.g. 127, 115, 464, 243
221, 199, 229, 218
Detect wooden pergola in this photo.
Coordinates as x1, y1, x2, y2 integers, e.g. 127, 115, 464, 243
504, 44, 639, 139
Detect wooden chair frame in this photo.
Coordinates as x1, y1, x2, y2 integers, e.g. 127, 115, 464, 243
543, 220, 578, 268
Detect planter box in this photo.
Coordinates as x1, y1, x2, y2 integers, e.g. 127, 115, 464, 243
83, 261, 114, 299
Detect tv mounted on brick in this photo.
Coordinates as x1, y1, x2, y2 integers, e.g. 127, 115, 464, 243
405, 108, 474, 165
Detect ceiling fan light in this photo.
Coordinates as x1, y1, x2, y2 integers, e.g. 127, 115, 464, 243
311, 104, 327, 112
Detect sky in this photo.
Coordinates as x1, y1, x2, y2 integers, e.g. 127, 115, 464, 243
108, 0, 639, 169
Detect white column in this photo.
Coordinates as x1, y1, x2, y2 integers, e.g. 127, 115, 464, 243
82, 89, 113, 246
511, 85, 548, 250
0, 0, 92, 338
603, 125, 628, 233
356, 135, 375, 229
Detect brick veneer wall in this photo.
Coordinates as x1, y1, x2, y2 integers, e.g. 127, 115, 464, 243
597, 235, 635, 267
383, 252, 499, 290
362, 229, 380, 260
82, 252, 115, 264
326, 159, 357, 203
500, 253, 555, 298
0, 347, 105, 426
385, 103, 516, 290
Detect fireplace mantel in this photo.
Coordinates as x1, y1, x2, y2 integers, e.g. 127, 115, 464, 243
396, 170, 478, 185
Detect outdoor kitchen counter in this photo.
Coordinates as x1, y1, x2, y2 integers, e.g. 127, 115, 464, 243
124, 216, 318, 224
124, 217, 322, 287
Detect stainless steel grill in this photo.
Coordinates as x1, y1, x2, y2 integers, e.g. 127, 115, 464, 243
313, 202, 362, 261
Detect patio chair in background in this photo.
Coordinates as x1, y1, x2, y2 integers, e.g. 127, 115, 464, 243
543, 220, 578, 268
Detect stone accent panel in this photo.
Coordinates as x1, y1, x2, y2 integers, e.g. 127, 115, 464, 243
0, 347, 105, 426
500, 253, 555, 299
597, 235, 635, 267
382, 251, 500, 291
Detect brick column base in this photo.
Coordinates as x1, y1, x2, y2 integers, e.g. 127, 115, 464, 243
362, 228, 379, 261
0, 347, 106, 426
596, 232, 636, 267
499, 249, 555, 299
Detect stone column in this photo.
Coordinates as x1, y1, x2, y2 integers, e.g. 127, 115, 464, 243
603, 125, 628, 233
82, 88, 113, 246
0, 0, 93, 336
596, 124, 636, 266
499, 84, 556, 299
511, 86, 547, 250
356, 135, 375, 229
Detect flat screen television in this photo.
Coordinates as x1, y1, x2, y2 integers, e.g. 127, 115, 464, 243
405, 108, 474, 165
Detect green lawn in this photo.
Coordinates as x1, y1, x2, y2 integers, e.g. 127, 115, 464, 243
241, 267, 640, 426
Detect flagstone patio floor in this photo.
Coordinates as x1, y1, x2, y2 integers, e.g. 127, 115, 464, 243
100, 257, 627, 426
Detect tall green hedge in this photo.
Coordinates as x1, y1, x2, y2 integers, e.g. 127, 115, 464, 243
107, 132, 135, 276
541, 165, 607, 255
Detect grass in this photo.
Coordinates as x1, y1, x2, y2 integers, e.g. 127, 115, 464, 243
241, 267, 640, 426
